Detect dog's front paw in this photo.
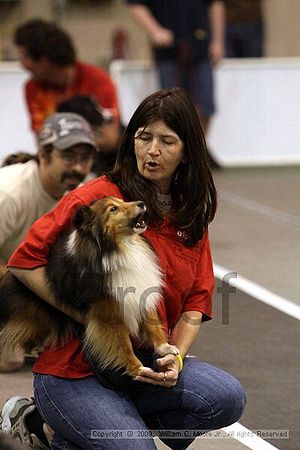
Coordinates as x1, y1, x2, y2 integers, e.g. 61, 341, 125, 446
155, 343, 179, 357
125, 360, 144, 378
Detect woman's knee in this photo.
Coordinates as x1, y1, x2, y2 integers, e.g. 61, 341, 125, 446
182, 360, 246, 427
216, 373, 247, 426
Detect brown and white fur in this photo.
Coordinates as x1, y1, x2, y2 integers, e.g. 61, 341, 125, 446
0, 197, 178, 376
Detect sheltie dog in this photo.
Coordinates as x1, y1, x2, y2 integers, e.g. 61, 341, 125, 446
0, 197, 179, 377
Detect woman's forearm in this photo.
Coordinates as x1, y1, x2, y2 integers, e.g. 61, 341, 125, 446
170, 311, 202, 358
9, 266, 83, 323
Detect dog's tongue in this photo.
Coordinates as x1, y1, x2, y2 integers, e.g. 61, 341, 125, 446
133, 217, 147, 234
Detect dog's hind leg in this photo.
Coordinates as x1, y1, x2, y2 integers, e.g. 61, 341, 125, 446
84, 302, 144, 377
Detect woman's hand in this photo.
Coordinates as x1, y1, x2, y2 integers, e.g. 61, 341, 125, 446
134, 310, 202, 387
134, 354, 180, 387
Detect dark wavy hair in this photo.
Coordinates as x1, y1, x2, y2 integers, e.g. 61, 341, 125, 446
14, 18, 76, 66
110, 88, 217, 247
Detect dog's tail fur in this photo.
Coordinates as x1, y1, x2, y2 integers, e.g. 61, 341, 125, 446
0, 271, 76, 357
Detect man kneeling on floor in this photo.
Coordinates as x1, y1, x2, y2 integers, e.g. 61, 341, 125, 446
0, 112, 97, 372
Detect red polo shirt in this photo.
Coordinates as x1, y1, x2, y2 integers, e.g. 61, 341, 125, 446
25, 61, 119, 133
8, 176, 214, 378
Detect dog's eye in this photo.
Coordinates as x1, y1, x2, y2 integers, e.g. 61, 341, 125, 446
109, 206, 118, 212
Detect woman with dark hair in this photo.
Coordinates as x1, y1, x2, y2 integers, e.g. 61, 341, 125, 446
2, 88, 246, 450
113, 87, 216, 246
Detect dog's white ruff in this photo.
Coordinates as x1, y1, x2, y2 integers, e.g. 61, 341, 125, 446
66, 231, 163, 337
65, 230, 77, 256
102, 237, 163, 337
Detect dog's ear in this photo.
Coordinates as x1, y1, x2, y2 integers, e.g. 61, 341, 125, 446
72, 206, 94, 228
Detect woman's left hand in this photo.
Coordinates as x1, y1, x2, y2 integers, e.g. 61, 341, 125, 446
133, 354, 180, 387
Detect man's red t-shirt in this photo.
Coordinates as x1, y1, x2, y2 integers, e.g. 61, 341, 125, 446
25, 61, 120, 133
8, 176, 214, 378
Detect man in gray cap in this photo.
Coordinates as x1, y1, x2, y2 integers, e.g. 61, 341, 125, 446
0, 112, 96, 372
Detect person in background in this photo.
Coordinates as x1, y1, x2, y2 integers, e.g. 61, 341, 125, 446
0, 112, 97, 372
13, 18, 120, 135
57, 94, 125, 176
127, 0, 225, 168
224, 0, 265, 57
1, 88, 246, 449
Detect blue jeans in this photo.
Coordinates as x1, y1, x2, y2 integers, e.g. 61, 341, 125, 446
33, 358, 246, 450
226, 22, 264, 58
156, 59, 215, 118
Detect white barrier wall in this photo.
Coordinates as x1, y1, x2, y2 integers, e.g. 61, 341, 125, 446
210, 58, 300, 166
0, 63, 36, 161
1, 59, 300, 166
110, 58, 300, 167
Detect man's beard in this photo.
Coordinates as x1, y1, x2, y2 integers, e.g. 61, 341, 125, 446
61, 171, 85, 189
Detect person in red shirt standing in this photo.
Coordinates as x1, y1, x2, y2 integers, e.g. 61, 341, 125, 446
13, 19, 120, 135
1, 88, 246, 450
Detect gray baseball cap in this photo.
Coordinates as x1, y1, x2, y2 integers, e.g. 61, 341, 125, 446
38, 112, 97, 151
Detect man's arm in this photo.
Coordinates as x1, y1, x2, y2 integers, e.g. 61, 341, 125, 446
0, 260, 7, 279
208, 0, 225, 65
9, 266, 83, 323
128, 3, 174, 47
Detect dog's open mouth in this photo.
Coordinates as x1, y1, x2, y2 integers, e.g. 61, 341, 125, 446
133, 212, 147, 234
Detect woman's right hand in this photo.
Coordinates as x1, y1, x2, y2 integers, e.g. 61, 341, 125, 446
134, 354, 180, 387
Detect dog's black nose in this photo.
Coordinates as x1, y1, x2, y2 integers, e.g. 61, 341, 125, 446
137, 201, 146, 210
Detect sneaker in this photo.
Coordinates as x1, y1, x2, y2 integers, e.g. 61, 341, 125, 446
0, 397, 49, 449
